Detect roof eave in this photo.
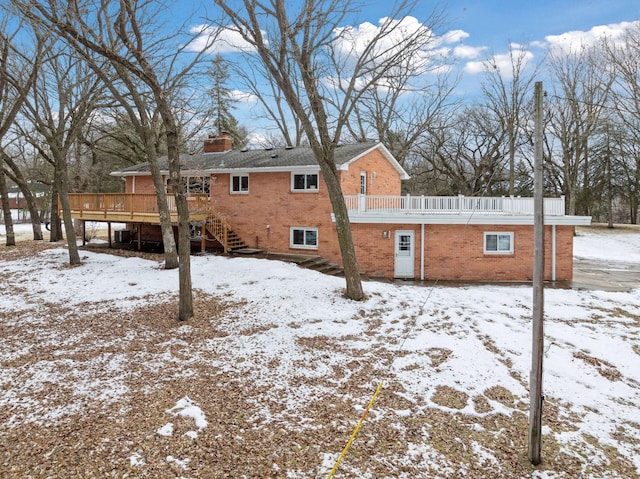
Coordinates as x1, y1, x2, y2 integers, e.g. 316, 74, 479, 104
342, 213, 592, 226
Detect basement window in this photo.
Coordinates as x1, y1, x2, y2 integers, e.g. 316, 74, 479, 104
290, 227, 318, 249
231, 174, 249, 194
291, 172, 319, 191
484, 232, 514, 254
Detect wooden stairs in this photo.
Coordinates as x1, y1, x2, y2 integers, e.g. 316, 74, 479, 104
204, 210, 248, 252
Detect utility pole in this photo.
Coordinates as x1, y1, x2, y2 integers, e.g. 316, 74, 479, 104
528, 81, 545, 465
606, 127, 614, 229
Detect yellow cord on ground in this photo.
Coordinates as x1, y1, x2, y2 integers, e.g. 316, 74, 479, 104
326, 381, 385, 479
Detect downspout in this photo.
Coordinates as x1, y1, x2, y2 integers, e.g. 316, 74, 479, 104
552, 224, 557, 281
421, 223, 425, 281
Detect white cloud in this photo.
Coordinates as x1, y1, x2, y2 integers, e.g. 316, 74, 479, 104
189, 24, 258, 54
334, 16, 435, 61
436, 29, 470, 45
545, 20, 640, 54
463, 49, 534, 78
229, 89, 257, 103
463, 59, 486, 76
453, 44, 486, 59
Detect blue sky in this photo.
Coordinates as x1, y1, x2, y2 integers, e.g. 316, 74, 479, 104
187, 0, 640, 138
192, 0, 640, 80
417, 0, 640, 55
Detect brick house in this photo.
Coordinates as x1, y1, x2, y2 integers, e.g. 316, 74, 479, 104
70, 133, 591, 282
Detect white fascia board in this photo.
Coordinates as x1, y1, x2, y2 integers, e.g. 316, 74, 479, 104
337, 143, 411, 180
110, 171, 150, 177
546, 215, 592, 226
208, 166, 320, 175
342, 213, 592, 226
111, 166, 319, 177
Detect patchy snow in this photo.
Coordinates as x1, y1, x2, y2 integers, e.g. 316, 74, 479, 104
166, 396, 208, 436
1, 223, 639, 477
574, 226, 640, 261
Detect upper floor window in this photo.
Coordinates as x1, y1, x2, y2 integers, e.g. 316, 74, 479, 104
185, 176, 210, 195
292, 172, 319, 192
165, 176, 210, 196
484, 232, 514, 254
360, 172, 367, 195
231, 174, 249, 194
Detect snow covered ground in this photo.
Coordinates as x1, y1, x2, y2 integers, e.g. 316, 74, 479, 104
1, 223, 639, 478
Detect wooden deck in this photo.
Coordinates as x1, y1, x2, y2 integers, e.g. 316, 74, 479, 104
67, 193, 249, 253
67, 193, 209, 223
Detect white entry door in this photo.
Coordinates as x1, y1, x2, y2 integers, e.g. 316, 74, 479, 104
394, 230, 415, 278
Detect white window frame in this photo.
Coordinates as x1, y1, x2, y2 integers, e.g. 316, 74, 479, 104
484, 232, 514, 254
230, 173, 249, 194
184, 176, 211, 196
360, 171, 367, 195
290, 227, 318, 250
164, 175, 211, 196
291, 171, 319, 192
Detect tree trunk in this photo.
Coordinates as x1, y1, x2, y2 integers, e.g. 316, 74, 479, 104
509, 132, 515, 196
176, 184, 194, 320
56, 159, 81, 264
164, 119, 193, 321
0, 170, 16, 246
630, 197, 638, 225
49, 182, 63, 242
606, 144, 614, 229
319, 159, 364, 301
0, 154, 44, 240
26, 193, 44, 240
147, 154, 179, 269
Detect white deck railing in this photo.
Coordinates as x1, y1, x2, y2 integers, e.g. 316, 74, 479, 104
344, 194, 566, 216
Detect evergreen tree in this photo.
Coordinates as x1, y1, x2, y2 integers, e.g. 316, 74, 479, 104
208, 54, 248, 149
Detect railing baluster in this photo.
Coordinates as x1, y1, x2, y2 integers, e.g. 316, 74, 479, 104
343, 194, 566, 216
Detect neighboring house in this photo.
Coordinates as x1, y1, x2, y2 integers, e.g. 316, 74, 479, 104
3, 185, 47, 222
68, 133, 591, 282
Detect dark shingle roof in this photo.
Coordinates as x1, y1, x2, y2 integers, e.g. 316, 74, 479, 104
113, 142, 381, 175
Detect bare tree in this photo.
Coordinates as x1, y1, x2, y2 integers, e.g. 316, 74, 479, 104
211, 0, 445, 300
14, 0, 217, 319
481, 43, 539, 196
0, 170, 14, 245
345, 49, 459, 167
546, 43, 614, 215
17, 42, 108, 264
413, 105, 508, 195
0, 17, 49, 244
606, 24, 640, 224
233, 54, 308, 148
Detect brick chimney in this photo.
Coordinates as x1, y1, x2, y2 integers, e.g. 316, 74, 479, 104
203, 132, 233, 153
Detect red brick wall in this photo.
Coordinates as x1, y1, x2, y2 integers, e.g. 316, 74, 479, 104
351, 223, 412, 278
211, 170, 343, 258
209, 148, 402, 259
122, 153, 576, 282
339, 148, 402, 195
126, 176, 159, 194
369, 224, 573, 282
